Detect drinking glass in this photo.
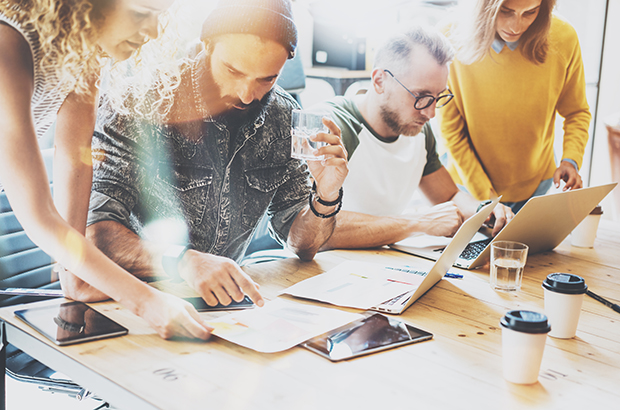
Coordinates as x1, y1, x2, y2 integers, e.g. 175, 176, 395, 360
291, 109, 328, 161
490, 241, 529, 291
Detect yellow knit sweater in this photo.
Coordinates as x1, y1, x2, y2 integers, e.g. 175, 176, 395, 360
438, 16, 591, 202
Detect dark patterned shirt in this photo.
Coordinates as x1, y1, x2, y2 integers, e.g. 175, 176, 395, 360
87, 63, 310, 262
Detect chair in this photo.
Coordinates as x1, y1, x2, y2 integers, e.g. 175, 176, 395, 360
241, 215, 295, 266
0, 149, 96, 401
276, 52, 306, 106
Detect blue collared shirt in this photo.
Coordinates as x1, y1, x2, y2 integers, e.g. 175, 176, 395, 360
491, 37, 520, 53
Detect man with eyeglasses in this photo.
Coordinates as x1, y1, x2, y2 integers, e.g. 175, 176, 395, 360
311, 26, 512, 250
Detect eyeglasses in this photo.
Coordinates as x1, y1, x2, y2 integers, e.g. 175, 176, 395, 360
383, 69, 454, 110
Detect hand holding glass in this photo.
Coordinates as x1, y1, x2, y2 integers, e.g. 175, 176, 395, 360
291, 109, 328, 161
490, 241, 528, 291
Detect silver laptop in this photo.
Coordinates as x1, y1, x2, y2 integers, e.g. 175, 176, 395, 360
372, 197, 499, 315
391, 183, 617, 270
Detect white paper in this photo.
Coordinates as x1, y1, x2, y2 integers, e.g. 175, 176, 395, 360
279, 260, 426, 309
206, 299, 362, 353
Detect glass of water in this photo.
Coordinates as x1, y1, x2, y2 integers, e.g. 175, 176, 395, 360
490, 241, 529, 291
291, 109, 328, 161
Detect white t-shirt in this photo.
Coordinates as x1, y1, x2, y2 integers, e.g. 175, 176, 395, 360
310, 96, 443, 217
343, 125, 427, 216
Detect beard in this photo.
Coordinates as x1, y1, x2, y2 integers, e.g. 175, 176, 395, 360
219, 89, 274, 125
379, 101, 426, 137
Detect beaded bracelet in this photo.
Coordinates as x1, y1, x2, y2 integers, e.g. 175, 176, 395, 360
312, 181, 343, 207
309, 182, 343, 218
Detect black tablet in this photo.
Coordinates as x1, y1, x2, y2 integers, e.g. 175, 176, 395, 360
184, 295, 255, 312
14, 301, 128, 346
301, 313, 433, 361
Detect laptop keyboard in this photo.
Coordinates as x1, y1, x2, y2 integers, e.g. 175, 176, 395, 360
383, 291, 413, 306
382, 267, 426, 306
457, 238, 493, 260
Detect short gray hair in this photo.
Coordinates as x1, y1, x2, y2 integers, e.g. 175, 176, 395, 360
373, 26, 455, 74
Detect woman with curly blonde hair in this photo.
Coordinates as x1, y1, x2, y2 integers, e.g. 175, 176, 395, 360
438, 0, 590, 213
0, 0, 213, 340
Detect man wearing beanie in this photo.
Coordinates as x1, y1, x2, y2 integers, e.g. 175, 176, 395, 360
69, 0, 349, 316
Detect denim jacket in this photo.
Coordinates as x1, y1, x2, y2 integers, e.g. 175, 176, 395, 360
87, 68, 310, 263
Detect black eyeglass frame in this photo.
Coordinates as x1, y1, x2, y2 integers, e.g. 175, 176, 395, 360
383, 69, 454, 110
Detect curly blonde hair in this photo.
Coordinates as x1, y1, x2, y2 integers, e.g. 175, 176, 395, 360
0, 0, 110, 96
101, 6, 183, 120
1, 0, 182, 116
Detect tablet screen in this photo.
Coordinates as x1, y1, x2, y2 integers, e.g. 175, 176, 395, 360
15, 301, 128, 346
184, 296, 255, 312
301, 313, 432, 361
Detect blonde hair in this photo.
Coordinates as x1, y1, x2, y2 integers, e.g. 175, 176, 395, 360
0, 0, 108, 96
1, 0, 182, 117
451, 0, 556, 65
101, 7, 183, 120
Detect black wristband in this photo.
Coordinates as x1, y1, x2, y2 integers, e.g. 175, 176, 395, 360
312, 181, 343, 207
308, 188, 343, 219
477, 200, 493, 213
162, 244, 193, 282
53, 316, 85, 333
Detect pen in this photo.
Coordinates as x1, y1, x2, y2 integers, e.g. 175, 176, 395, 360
586, 290, 620, 314
444, 273, 464, 279
387, 278, 416, 286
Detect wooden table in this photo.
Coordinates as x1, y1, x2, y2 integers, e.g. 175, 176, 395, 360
2, 221, 619, 410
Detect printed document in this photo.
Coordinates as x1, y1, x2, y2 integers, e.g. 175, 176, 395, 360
279, 260, 428, 309
206, 299, 361, 353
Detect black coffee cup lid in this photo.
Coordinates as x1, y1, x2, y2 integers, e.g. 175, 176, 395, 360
590, 205, 603, 215
542, 273, 588, 294
500, 310, 551, 334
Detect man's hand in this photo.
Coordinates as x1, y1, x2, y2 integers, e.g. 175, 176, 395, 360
306, 117, 348, 202
140, 290, 214, 340
553, 161, 582, 191
179, 251, 264, 307
411, 201, 464, 237
485, 203, 514, 236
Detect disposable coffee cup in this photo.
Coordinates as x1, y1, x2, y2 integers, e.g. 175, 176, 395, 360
500, 310, 551, 384
542, 273, 587, 339
571, 205, 603, 248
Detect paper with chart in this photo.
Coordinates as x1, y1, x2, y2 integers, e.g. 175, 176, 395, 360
205, 298, 362, 353
278, 260, 427, 309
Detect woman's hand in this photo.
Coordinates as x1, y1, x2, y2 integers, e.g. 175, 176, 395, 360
139, 289, 213, 340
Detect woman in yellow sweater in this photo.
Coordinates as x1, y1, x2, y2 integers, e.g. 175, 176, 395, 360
438, 0, 590, 212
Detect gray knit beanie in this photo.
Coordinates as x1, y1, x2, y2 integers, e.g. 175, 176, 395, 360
200, 0, 298, 59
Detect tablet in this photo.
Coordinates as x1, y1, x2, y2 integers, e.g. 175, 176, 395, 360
14, 301, 128, 346
301, 313, 432, 361
184, 295, 255, 312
